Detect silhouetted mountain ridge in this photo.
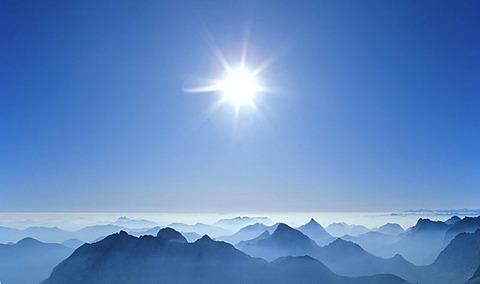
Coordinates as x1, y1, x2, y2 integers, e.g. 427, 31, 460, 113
43, 228, 408, 284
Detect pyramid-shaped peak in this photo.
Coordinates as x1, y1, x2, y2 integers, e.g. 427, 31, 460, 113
258, 230, 271, 238
271, 223, 317, 245
275, 223, 294, 231
274, 223, 305, 236
306, 218, 321, 226
195, 234, 214, 244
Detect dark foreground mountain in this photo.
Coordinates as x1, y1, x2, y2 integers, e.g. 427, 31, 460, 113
420, 229, 480, 284
444, 216, 480, 243
42, 228, 408, 284
468, 265, 480, 284
0, 238, 74, 284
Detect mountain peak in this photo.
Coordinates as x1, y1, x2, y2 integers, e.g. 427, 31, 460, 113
196, 235, 214, 244
273, 223, 304, 237
270, 223, 318, 248
297, 218, 332, 246
327, 238, 364, 253
412, 218, 449, 232
376, 223, 404, 235
16, 237, 43, 246
275, 223, 293, 232
445, 216, 461, 225
257, 230, 271, 239
156, 228, 187, 243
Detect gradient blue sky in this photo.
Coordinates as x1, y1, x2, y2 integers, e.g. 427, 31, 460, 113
1, 1, 479, 212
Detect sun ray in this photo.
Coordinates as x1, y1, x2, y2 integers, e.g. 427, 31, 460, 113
240, 20, 253, 71
252, 45, 288, 77
202, 29, 233, 74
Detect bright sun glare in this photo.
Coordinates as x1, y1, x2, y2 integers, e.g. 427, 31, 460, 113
182, 34, 277, 126
221, 68, 259, 105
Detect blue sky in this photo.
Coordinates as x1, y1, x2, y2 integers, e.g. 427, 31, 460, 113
1, 1, 479, 212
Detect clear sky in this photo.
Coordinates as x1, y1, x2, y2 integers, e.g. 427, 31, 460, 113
1, 1, 479, 212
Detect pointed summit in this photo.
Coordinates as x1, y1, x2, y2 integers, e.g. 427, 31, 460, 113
324, 238, 365, 254
298, 219, 333, 246
195, 234, 214, 244
257, 230, 271, 239
269, 223, 319, 250
275, 222, 293, 232
235, 223, 319, 261
273, 223, 308, 238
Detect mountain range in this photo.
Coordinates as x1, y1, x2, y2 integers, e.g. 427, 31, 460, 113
237, 223, 420, 283
2, 215, 480, 284
42, 228, 408, 284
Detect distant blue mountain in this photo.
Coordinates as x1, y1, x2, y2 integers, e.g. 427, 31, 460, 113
342, 231, 401, 259
391, 218, 452, 265
111, 216, 158, 229
236, 223, 318, 261
343, 216, 480, 265
216, 222, 278, 244
214, 216, 273, 231
297, 219, 334, 246
0, 238, 74, 284
0, 226, 72, 244
375, 223, 404, 235
61, 238, 85, 249
325, 222, 370, 237
237, 223, 419, 283
167, 222, 231, 237
74, 224, 127, 242
42, 228, 408, 284
128, 226, 163, 237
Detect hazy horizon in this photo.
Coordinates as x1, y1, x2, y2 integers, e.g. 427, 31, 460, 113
1, 209, 479, 231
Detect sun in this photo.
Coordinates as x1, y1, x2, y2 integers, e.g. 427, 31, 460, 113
220, 68, 259, 105
182, 36, 277, 125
